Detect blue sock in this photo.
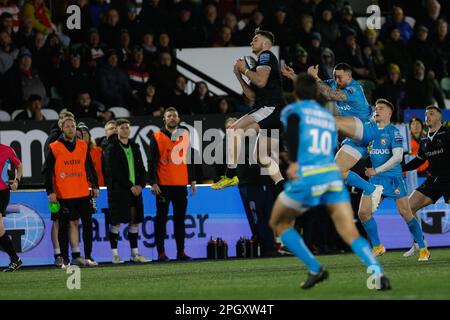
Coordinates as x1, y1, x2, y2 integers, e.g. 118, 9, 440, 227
351, 237, 383, 274
346, 171, 376, 195
280, 227, 321, 273
361, 217, 381, 247
407, 217, 426, 248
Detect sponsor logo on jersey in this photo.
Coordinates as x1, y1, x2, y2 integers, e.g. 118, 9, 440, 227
370, 149, 390, 155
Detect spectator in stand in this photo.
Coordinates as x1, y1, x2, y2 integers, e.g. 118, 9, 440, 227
214, 97, 233, 114
167, 74, 191, 115
382, 26, 412, 77
361, 32, 384, 83
315, 5, 340, 49
58, 51, 91, 105
291, 45, 309, 74
134, 82, 163, 116
15, 17, 35, 49
239, 9, 264, 46
70, 91, 113, 122
87, 0, 109, 29
381, 6, 414, 42
97, 49, 133, 109
140, 31, 157, 66
417, 0, 446, 36
189, 81, 214, 114
201, 3, 220, 46
292, 14, 313, 49
157, 32, 172, 53
402, 60, 445, 109
0, 29, 18, 76
306, 32, 323, 66
173, 5, 204, 49
122, 2, 142, 44
4, 48, 48, 111
408, 117, 429, 176
334, 28, 369, 79
29, 30, 47, 74
223, 12, 239, 45
433, 19, 450, 78
0, 1, 20, 33
212, 26, 234, 47
318, 47, 335, 80
408, 25, 444, 78
374, 64, 406, 121
22, 0, 53, 35
153, 50, 177, 103
117, 29, 132, 67
126, 45, 150, 95
99, 8, 122, 49
0, 12, 16, 44
292, 0, 316, 16
42, 32, 64, 91
15, 94, 46, 121
338, 4, 363, 43
139, 0, 169, 35
265, 6, 292, 49
85, 28, 106, 68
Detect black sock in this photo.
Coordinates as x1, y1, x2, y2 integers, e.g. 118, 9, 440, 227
109, 231, 119, 249
72, 251, 80, 260
274, 179, 285, 197
226, 167, 237, 178
54, 253, 61, 260
128, 232, 138, 251
0, 233, 19, 262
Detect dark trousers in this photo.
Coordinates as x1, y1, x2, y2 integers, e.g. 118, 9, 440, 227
155, 186, 188, 255
238, 183, 276, 256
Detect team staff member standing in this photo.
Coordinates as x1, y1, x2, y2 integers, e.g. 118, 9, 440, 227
43, 110, 75, 266
149, 107, 196, 261
0, 144, 23, 272
104, 119, 150, 264
44, 117, 99, 267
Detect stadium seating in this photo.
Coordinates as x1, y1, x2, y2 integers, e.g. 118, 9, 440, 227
41, 109, 59, 120
108, 107, 130, 118
0, 110, 11, 121
440, 77, 450, 98
11, 109, 23, 120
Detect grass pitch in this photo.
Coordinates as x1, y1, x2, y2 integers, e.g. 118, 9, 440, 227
1, 249, 450, 300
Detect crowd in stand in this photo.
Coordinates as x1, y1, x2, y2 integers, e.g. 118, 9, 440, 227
1, 0, 450, 122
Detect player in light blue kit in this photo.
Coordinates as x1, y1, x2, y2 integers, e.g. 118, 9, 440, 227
348, 99, 431, 261
269, 74, 391, 290
282, 63, 384, 212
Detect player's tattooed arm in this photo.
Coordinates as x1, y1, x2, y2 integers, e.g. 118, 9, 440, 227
316, 81, 347, 101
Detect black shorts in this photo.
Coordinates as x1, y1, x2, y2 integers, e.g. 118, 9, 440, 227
417, 177, 450, 204
247, 106, 282, 130
57, 196, 92, 221
0, 189, 10, 217
51, 196, 96, 221
109, 192, 144, 225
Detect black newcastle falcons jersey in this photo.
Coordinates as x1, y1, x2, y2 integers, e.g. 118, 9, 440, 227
417, 126, 450, 178
250, 50, 285, 108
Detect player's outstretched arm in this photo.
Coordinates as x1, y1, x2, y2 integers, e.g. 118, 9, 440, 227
307, 65, 346, 102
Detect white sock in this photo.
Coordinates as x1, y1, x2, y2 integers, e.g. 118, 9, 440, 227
131, 248, 139, 256
112, 249, 118, 256
54, 248, 61, 255
72, 246, 80, 253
